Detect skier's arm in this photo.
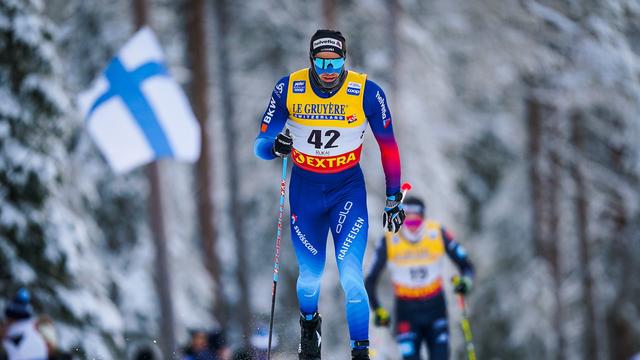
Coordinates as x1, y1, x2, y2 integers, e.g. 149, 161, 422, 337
442, 226, 474, 278
254, 76, 290, 160
363, 80, 401, 195
364, 237, 388, 310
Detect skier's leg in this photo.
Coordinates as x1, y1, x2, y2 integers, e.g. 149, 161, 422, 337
424, 298, 450, 360
424, 317, 449, 360
395, 309, 423, 360
329, 176, 369, 344
289, 173, 329, 360
289, 173, 330, 316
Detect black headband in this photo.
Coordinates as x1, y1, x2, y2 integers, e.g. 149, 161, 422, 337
310, 29, 346, 58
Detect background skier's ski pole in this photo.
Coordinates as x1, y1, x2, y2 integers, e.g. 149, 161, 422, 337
452, 275, 477, 360
267, 145, 289, 360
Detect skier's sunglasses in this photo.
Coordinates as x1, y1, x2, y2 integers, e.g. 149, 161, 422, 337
313, 57, 345, 74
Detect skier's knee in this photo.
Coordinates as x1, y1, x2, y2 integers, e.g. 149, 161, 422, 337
342, 279, 368, 305
298, 284, 320, 299
298, 270, 322, 286
297, 274, 321, 298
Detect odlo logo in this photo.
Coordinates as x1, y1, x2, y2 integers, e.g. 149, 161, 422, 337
291, 214, 298, 225
335, 201, 354, 233
293, 81, 306, 93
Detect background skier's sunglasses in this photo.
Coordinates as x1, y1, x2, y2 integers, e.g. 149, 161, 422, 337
313, 57, 345, 74
404, 218, 423, 228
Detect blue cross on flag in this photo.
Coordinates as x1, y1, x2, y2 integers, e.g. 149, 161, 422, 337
78, 27, 201, 174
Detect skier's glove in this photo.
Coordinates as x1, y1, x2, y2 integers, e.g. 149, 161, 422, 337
272, 129, 293, 157
374, 307, 390, 327
383, 192, 405, 233
453, 275, 473, 295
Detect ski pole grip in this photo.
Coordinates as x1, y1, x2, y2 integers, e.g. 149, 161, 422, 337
400, 182, 412, 200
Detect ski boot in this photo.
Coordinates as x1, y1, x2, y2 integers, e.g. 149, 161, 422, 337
351, 340, 370, 360
298, 312, 322, 360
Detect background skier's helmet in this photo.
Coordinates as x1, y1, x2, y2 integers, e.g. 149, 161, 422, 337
403, 196, 426, 218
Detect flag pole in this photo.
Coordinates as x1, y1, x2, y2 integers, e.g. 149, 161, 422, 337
133, 0, 177, 356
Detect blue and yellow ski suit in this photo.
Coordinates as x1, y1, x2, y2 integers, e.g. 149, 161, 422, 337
254, 68, 402, 343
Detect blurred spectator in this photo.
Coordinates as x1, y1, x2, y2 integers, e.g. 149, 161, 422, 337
132, 348, 155, 360
230, 325, 277, 360
248, 325, 273, 360
131, 344, 161, 360
1, 288, 48, 360
0, 326, 6, 360
35, 315, 71, 360
181, 330, 216, 360
230, 347, 252, 360
207, 329, 230, 360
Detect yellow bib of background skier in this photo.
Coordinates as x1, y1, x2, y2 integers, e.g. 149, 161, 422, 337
286, 69, 367, 174
385, 220, 446, 299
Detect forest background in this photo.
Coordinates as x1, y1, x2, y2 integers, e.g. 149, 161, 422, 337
1, 0, 640, 359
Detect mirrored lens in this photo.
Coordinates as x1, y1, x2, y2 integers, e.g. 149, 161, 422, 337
313, 57, 345, 74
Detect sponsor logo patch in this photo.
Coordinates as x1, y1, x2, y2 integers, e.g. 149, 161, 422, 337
312, 38, 343, 49
346, 82, 361, 96
335, 201, 354, 234
337, 217, 365, 260
291, 214, 297, 224
262, 96, 277, 125
376, 90, 391, 128
347, 114, 358, 123
291, 146, 362, 174
273, 82, 285, 98
294, 224, 318, 255
293, 80, 306, 93
291, 102, 346, 120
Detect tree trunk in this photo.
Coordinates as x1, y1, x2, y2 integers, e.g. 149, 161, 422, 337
211, 0, 252, 341
525, 96, 545, 256
132, 0, 177, 355
526, 96, 565, 359
570, 111, 598, 360
323, 0, 337, 28
185, 0, 227, 327
602, 135, 634, 359
386, 0, 401, 96
606, 193, 633, 360
547, 150, 565, 360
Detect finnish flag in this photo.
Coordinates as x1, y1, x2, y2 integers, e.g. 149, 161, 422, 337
78, 27, 201, 174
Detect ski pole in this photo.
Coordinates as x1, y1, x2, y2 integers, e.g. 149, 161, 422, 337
267, 135, 289, 360
452, 275, 477, 360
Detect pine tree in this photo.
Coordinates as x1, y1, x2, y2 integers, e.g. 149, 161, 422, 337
0, 0, 73, 294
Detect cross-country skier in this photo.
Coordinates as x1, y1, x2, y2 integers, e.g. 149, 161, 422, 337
365, 197, 474, 360
254, 29, 405, 360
